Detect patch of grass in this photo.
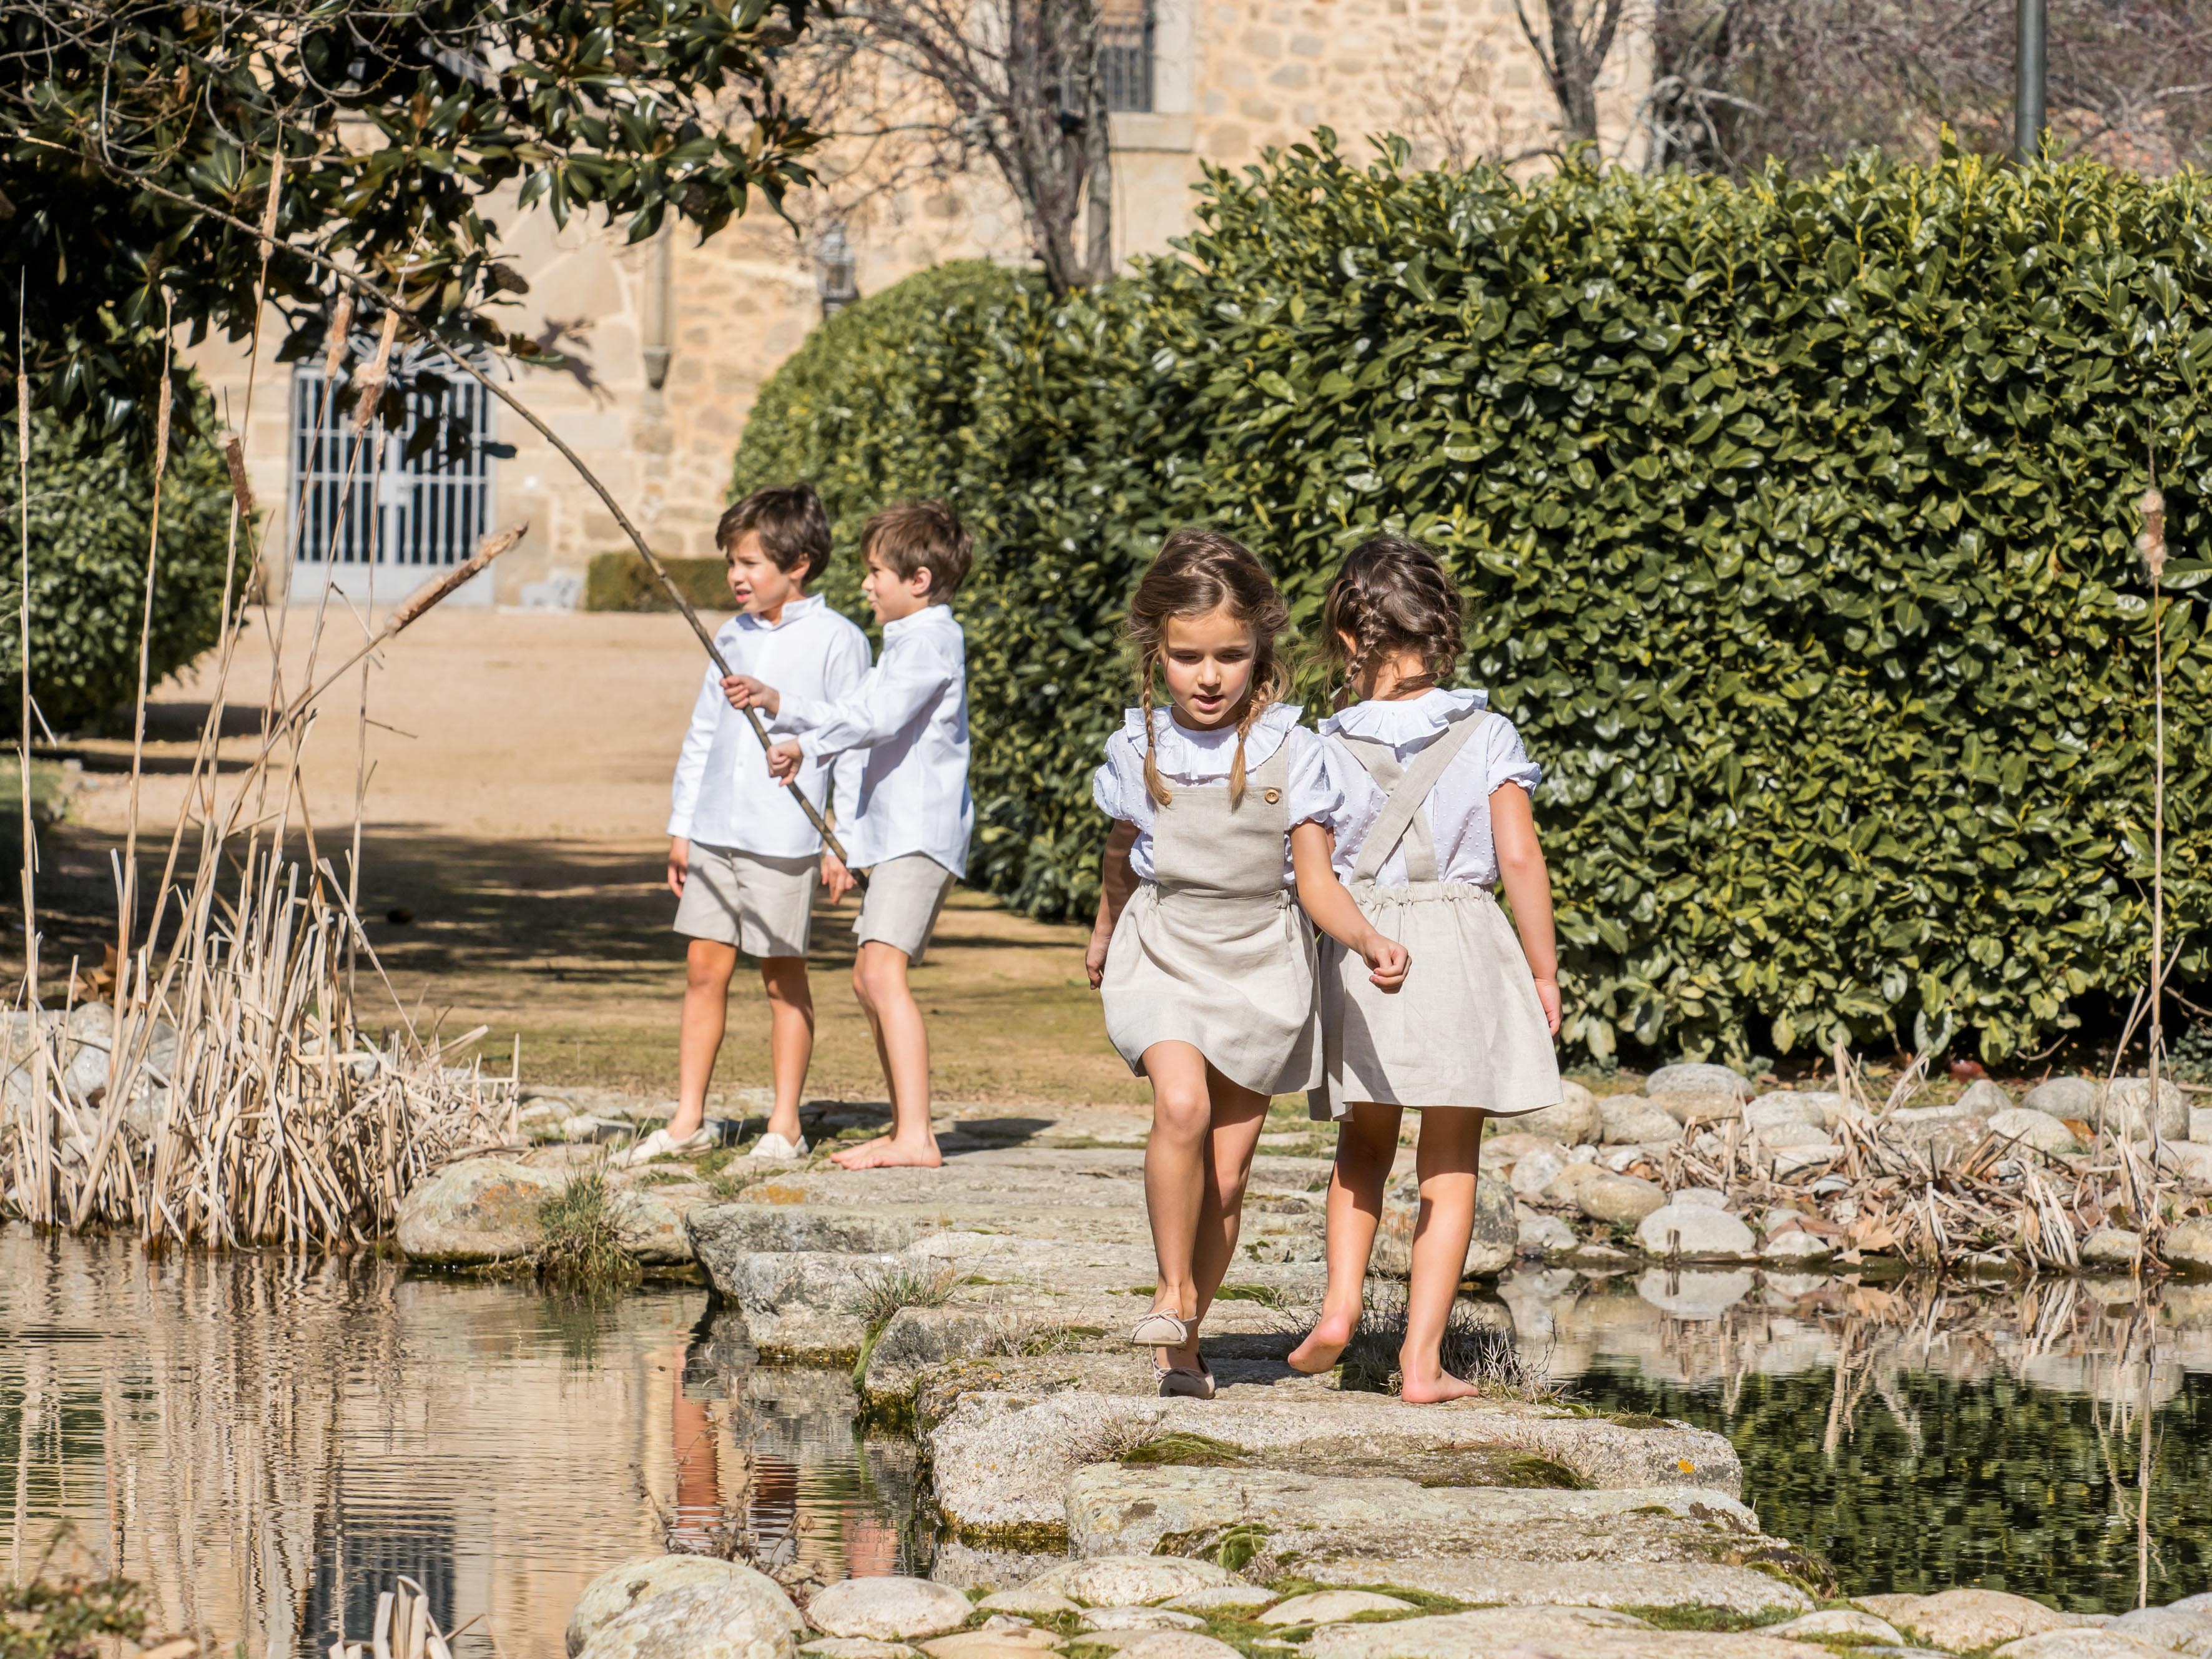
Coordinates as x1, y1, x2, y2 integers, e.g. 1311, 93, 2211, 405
847, 1263, 959, 1327
2, 1570, 148, 1659
1122, 1432, 1250, 1468
1420, 1451, 1586, 1490
1213, 1282, 1289, 1309
1615, 1605, 1797, 1632
533, 1171, 640, 1287
847, 1263, 959, 1387
1017, 1324, 1105, 1356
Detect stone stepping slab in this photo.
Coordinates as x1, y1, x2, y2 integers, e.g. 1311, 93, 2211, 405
1063, 1466, 1813, 1585
1293, 1557, 1812, 1620
688, 1212, 1320, 1366
1298, 1605, 1830, 1659
926, 1390, 1740, 1542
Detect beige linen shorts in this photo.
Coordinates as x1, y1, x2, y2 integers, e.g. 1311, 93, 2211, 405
854, 853, 956, 964
673, 844, 818, 958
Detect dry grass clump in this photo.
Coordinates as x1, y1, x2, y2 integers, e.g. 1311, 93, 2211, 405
532, 1169, 638, 1287
1336, 1284, 1565, 1401
847, 1263, 960, 1328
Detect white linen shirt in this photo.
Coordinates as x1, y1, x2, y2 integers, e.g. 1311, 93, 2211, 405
1319, 688, 1543, 889
1090, 702, 1341, 887
667, 595, 870, 856
769, 603, 973, 877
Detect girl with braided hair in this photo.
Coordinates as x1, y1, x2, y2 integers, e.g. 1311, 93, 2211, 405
1085, 528, 1410, 1399
1286, 534, 1563, 1402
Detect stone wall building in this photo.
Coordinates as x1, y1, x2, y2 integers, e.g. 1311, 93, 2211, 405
192, 3, 1649, 609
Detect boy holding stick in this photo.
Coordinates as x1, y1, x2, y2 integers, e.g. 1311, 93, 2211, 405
724, 501, 973, 1170
633, 484, 869, 1165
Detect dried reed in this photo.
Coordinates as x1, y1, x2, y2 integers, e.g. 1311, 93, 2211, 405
1655, 1074, 2208, 1276
327, 1576, 464, 1659
4, 165, 526, 1244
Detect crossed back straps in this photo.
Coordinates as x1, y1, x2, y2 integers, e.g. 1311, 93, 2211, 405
1335, 706, 1492, 884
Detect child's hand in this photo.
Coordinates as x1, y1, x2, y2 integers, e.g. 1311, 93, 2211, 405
765, 740, 804, 782
1533, 974, 1562, 1036
1360, 930, 1410, 992
821, 850, 856, 904
721, 674, 780, 716
1084, 925, 1111, 990
666, 836, 690, 897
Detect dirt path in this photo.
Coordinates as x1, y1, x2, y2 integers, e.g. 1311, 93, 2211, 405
32, 606, 1146, 1107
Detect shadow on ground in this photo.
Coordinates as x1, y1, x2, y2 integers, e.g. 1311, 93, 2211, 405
4, 822, 1144, 1107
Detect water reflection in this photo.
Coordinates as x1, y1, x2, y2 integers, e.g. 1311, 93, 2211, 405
0, 1226, 918, 1659
1508, 1267, 2212, 1610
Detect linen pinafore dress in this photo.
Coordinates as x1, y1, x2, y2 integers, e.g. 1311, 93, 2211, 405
1311, 707, 1560, 1120
1101, 742, 1323, 1097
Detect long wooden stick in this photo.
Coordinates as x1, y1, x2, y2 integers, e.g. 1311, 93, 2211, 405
64, 162, 862, 876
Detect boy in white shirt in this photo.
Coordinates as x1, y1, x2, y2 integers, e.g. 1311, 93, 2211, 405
724, 500, 973, 1170
629, 483, 870, 1166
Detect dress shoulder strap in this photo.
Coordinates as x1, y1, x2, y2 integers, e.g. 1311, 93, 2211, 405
1350, 707, 1492, 884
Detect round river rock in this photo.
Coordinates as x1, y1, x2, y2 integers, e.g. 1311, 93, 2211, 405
809, 1577, 973, 1642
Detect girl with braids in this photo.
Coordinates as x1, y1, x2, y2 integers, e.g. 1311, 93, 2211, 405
1086, 528, 1410, 1399
1286, 535, 1562, 1402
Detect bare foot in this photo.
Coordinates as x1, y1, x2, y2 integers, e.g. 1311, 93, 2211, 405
1398, 1366, 1482, 1404
829, 1134, 943, 1170
1287, 1310, 1359, 1375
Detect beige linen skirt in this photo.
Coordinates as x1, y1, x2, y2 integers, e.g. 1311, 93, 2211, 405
1311, 881, 1560, 1120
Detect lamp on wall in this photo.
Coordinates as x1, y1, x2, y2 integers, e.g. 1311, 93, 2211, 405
817, 224, 859, 318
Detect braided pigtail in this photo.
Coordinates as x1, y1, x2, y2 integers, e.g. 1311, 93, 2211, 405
1139, 651, 1172, 805
1320, 536, 1465, 700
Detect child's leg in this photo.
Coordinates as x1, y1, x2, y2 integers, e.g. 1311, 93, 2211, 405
1187, 1066, 1272, 1331
1287, 1100, 1402, 1374
1138, 1041, 1213, 1371
830, 941, 941, 1169
669, 938, 741, 1140
1400, 1106, 1488, 1404
758, 957, 815, 1145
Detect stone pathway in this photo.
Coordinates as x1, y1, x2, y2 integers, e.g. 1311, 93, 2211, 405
400, 1076, 2212, 1659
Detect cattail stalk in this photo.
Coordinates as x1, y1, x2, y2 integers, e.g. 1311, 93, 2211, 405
2138, 466, 2166, 1159
14, 290, 34, 999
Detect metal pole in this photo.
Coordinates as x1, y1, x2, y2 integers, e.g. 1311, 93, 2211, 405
2015, 0, 2047, 164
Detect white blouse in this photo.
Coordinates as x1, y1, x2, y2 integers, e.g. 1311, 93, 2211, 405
1319, 688, 1543, 889
1091, 701, 1340, 887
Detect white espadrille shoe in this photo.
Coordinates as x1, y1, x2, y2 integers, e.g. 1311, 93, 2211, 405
747, 1131, 810, 1160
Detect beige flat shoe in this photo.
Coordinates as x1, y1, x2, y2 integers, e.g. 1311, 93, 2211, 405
1154, 1358, 1217, 1400
748, 1131, 810, 1159
617, 1124, 717, 1166
1129, 1309, 1192, 1347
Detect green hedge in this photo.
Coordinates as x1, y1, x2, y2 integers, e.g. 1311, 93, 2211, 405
583, 551, 733, 613
734, 142, 2212, 1068
0, 401, 239, 732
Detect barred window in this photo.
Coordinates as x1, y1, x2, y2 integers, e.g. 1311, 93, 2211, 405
288, 360, 496, 596
1099, 0, 1154, 112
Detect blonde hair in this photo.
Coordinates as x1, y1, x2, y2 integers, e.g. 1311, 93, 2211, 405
1126, 528, 1293, 806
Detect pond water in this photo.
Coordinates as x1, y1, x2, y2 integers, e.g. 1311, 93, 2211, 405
0, 1226, 920, 1659
8, 1225, 2211, 1658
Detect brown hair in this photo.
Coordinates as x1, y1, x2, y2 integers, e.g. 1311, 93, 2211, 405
1320, 535, 1464, 703
863, 500, 973, 601
718, 483, 833, 584
1126, 527, 1293, 806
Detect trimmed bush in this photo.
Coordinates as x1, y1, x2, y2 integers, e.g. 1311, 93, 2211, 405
582, 551, 732, 613
0, 400, 241, 732
734, 143, 2212, 1067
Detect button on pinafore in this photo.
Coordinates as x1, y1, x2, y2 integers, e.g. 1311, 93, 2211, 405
1100, 741, 1322, 1097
